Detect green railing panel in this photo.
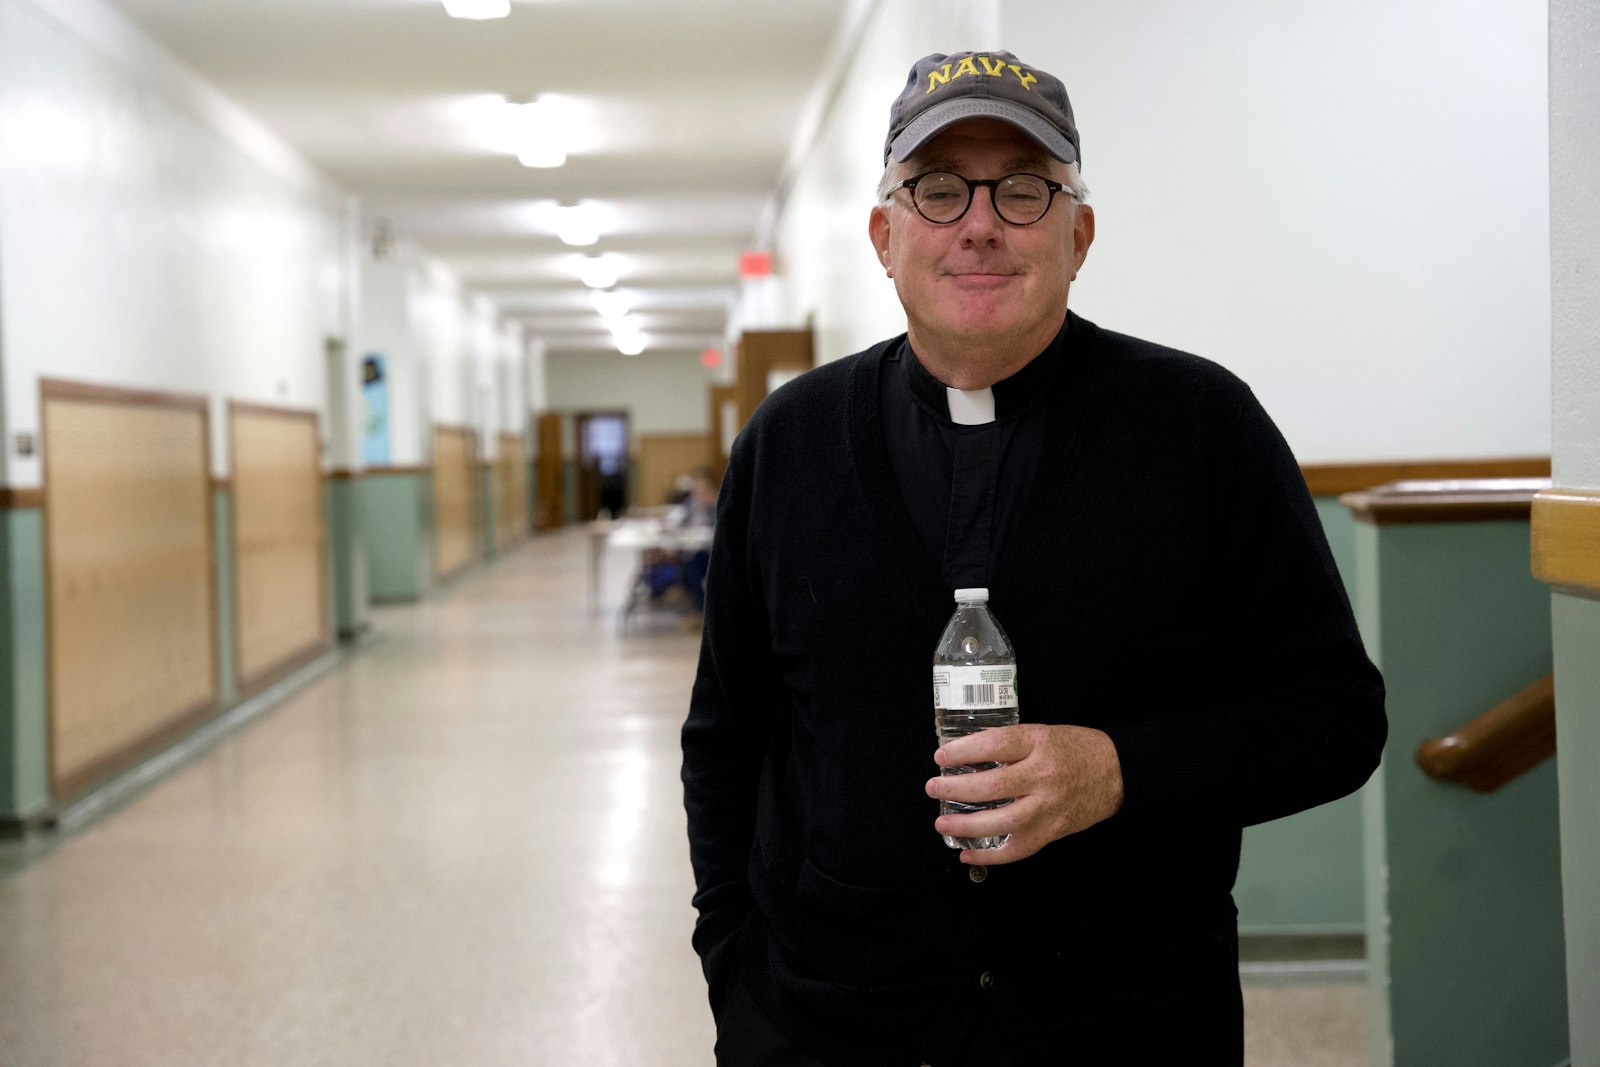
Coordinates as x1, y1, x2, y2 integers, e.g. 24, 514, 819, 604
1359, 520, 1567, 1067
1553, 590, 1600, 1066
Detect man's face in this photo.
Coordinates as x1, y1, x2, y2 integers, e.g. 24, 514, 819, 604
869, 119, 1093, 360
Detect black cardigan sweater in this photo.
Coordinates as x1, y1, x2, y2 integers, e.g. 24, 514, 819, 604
681, 312, 1386, 1064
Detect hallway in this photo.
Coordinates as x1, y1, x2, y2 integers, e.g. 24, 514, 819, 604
0, 531, 713, 1065
0, 531, 1368, 1066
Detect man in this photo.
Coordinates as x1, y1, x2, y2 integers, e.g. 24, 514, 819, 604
682, 50, 1385, 1066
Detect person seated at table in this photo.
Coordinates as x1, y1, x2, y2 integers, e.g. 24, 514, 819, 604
679, 467, 716, 614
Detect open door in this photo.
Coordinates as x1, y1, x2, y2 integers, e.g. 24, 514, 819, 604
574, 410, 631, 520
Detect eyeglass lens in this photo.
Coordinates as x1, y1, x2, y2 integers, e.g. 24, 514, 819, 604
912, 173, 1053, 225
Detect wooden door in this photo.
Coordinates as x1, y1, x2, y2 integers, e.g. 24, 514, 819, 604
736, 330, 813, 433
534, 412, 562, 530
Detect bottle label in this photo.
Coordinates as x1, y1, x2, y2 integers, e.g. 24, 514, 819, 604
933, 665, 1018, 710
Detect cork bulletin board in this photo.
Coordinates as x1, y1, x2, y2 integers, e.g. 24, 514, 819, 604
433, 426, 478, 578
41, 381, 219, 795
495, 432, 528, 549
230, 403, 329, 691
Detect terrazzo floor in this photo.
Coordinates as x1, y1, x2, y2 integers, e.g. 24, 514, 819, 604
0, 529, 1368, 1065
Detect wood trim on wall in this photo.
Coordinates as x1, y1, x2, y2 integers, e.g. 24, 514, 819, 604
40, 377, 208, 412
1532, 488, 1600, 596
1302, 457, 1551, 496
0, 488, 46, 509
365, 464, 430, 477
1340, 478, 1546, 524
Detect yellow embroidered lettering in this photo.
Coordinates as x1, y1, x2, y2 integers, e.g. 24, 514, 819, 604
926, 64, 953, 93
953, 57, 981, 80
977, 56, 1007, 76
1008, 64, 1038, 91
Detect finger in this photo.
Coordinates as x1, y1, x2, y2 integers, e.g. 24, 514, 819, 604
962, 833, 1041, 866
935, 793, 1040, 841
933, 725, 1032, 767
926, 765, 1021, 804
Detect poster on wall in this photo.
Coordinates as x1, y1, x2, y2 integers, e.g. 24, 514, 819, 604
362, 354, 389, 465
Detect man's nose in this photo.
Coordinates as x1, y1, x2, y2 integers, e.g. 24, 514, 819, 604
957, 186, 1005, 243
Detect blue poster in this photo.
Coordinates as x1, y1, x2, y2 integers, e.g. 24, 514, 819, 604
361, 354, 390, 465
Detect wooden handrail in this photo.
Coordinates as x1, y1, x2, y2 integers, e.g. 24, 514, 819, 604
1416, 675, 1556, 793
1340, 477, 1550, 524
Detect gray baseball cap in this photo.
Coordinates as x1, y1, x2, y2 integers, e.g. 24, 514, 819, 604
884, 50, 1080, 167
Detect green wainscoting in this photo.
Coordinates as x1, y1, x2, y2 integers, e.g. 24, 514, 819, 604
481, 466, 497, 560
1233, 496, 1365, 934
361, 471, 430, 602
0, 508, 48, 823
1356, 519, 1567, 1067
1553, 591, 1600, 1066
326, 478, 369, 638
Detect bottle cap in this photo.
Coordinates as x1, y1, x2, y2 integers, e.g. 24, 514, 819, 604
953, 587, 989, 603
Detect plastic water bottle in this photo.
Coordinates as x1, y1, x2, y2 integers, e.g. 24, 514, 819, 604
932, 587, 1018, 850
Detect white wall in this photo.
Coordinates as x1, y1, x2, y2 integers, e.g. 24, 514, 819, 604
544, 350, 715, 445
771, 0, 1002, 365
762, 0, 1551, 464
0, 0, 347, 482
1551, 0, 1600, 489
998, 0, 1549, 463
1549, 4, 1600, 1057
354, 255, 424, 466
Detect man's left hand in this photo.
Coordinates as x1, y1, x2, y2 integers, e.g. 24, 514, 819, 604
925, 723, 1124, 866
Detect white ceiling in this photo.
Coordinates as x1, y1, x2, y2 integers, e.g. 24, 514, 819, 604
97, 0, 854, 355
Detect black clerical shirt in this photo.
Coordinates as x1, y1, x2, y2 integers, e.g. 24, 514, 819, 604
880, 315, 1067, 590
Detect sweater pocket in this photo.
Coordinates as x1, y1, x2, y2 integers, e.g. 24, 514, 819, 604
782, 856, 943, 990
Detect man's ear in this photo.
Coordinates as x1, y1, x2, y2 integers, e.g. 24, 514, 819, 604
1071, 203, 1095, 280
869, 204, 892, 273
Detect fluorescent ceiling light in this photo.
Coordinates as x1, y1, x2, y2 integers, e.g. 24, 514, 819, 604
589, 290, 632, 320
517, 142, 565, 168
605, 316, 643, 341
577, 255, 620, 289
555, 203, 602, 247
511, 97, 568, 168
443, 0, 510, 18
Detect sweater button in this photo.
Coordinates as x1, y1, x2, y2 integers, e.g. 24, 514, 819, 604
968, 865, 987, 883
979, 971, 995, 990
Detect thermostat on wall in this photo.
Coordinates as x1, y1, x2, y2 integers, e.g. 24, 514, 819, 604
15, 432, 35, 457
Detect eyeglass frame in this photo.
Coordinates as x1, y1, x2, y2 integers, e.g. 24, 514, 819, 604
892, 171, 1076, 226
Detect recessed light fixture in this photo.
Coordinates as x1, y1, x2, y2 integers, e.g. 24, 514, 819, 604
443, 0, 509, 19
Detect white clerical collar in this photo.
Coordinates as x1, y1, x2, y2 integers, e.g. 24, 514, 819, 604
945, 386, 996, 426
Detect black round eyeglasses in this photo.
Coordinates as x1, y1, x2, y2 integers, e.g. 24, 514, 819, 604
895, 171, 1071, 226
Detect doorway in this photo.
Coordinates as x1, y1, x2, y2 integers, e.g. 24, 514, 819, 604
574, 410, 631, 520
